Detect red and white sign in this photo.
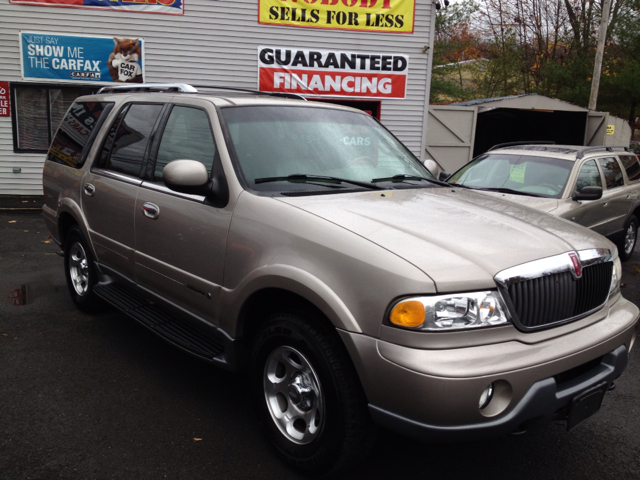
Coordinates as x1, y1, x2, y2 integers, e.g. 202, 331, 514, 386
258, 46, 408, 99
0, 82, 10, 117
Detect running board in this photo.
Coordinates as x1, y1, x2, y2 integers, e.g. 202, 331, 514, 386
94, 282, 225, 361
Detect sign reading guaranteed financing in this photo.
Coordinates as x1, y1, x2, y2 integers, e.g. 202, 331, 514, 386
20, 32, 144, 83
258, 46, 409, 99
9, 0, 184, 15
259, 0, 415, 33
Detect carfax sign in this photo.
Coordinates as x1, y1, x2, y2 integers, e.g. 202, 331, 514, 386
9, 0, 184, 15
20, 32, 145, 83
258, 0, 415, 33
258, 46, 409, 99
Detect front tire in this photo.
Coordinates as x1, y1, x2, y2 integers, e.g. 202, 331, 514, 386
64, 226, 102, 312
251, 312, 376, 477
618, 216, 638, 262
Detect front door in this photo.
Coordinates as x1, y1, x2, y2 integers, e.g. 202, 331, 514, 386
133, 104, 232, 324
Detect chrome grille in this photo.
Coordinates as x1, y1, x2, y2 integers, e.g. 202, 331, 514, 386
506, 262, 612, 329
494, 249, 614, 331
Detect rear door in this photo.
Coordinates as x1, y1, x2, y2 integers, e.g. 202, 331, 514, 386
133, 101, 232, 324
596, 156, 633, 236
82, 102, 165, 278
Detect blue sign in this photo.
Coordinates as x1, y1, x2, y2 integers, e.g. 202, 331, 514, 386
21, 32, 145, 83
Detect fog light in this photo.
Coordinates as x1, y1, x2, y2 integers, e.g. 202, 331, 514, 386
479, 383, 494, 409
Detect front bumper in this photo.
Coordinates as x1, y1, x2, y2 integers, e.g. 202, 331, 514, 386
338, 296, 638, 441
369, 345, 627, 441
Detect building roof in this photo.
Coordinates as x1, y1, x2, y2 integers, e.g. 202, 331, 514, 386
450, 93, 589, 113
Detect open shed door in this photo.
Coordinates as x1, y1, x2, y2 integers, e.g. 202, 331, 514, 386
585, 111, 607, 145
425, 105, 477, 173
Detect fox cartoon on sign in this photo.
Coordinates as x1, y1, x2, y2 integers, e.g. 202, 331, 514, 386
108, 38, 143, 83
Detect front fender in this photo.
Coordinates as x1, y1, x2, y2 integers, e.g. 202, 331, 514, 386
218, 264, 362, 338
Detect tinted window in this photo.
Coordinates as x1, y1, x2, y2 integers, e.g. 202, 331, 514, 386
598, 157, 624, 189
619, 155, 640, 182
155, 106, 216, 182
575, 160, 602, 191
99, 103, 163, 177
48, 101, 112, 168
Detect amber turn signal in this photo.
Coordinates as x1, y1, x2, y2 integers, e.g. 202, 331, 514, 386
390, 300, 425, 327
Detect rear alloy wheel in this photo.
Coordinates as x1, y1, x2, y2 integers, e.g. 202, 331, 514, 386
251, 312, 376, 477
618, 217, 638, 262
64, 226, 102, 312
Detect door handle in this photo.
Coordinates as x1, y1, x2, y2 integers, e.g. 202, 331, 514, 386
601, 202, 608, 207
83, 183, 95, 197
142, 202, 160, 220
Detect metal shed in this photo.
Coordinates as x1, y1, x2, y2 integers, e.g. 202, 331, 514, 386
425, 93, 632, 174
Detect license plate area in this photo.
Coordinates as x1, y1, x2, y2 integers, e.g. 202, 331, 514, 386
566, 381, 608, 431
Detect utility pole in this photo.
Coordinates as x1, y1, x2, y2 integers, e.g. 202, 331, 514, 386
589, 0, 612, 110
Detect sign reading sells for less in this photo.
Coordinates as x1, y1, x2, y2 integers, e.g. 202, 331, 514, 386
259, 0, 415, 33
258, 46, 409, 99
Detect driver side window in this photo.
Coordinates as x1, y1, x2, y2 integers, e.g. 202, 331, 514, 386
575, 160, 602, 191
154, 106, 216, 183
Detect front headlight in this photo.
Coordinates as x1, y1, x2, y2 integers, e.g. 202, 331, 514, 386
389, 291, 510, 331
610, 256, 622, 295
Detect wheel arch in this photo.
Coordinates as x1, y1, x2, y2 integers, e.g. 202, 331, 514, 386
222, 265, 363, 342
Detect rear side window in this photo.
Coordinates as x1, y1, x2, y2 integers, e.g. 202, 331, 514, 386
619, 155, 640, 182
97, 103, 163, 177
154, 106, 216, 182
598, 157, 624, 190
47, 101, 113, 168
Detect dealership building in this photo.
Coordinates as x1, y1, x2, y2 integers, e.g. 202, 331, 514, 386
0, 0, 435, 197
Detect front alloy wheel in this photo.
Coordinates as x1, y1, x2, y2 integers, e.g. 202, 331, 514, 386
252, 312, 376, 477
263, 346, 324, 445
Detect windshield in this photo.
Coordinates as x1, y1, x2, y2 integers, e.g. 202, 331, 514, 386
220, 105, 435, 193
448, 153, 573, 198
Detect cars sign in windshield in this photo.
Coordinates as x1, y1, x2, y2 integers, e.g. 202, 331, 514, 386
448, 153, 573, 198
220, 106, 434, 192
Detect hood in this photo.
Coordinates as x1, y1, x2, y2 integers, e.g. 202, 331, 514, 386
277, 187, 612, 292
471, 190, 559, 213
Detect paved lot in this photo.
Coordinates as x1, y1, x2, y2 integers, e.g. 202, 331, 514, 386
1, 211, 639, 479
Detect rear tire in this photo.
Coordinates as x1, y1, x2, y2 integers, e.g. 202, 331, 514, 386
251, 311, 376, 477
64, 226, 102, 312
618, 216, 638, 262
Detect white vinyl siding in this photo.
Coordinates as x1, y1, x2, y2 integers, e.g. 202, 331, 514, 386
0, 0, 433, 195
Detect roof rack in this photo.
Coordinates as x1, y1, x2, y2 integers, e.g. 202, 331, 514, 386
97, 83, 198, 94
96, 83, 307, 101
191, 85, 307, 101
488, 141, 555, 151
575, 145, 630, 159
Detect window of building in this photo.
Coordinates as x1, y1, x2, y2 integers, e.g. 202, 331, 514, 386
11, 84, 95, 153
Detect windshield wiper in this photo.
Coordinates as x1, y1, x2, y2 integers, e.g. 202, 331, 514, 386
472, 187, 544, 197
254, 174, 382, 190
372, 174, 448, 186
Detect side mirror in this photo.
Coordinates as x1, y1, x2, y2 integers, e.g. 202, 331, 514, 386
438, 171, 451, 182
423, 159, 440, 176
163, 159, 211, 196
572, 186, 602, 201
